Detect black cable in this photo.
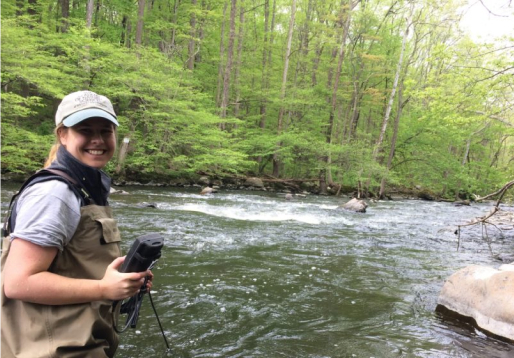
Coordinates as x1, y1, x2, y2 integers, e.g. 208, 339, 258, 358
113, 277, 173, 355
113, 292, 144, 333
148, 290, 171, 351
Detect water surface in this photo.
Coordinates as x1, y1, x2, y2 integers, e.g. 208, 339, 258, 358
2, 184, 513, 357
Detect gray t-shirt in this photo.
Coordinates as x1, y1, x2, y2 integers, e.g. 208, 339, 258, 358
10, 180, 82, 251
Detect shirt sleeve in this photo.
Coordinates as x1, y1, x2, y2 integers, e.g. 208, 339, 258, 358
10, 180, 82, 251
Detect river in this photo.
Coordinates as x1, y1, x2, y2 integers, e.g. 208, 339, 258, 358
1, 183, 513, 358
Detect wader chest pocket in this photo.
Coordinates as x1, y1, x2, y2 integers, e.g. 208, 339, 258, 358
95, 218, 121, 244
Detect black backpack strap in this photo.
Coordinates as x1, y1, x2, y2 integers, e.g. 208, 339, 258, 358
2, 169, 93, 237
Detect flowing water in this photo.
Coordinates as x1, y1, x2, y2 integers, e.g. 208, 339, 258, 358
2, 183, 513, 358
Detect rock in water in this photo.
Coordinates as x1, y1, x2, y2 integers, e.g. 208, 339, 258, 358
339, 198, 368, 213
200, 185, 217, 195
437, 264, 514, 341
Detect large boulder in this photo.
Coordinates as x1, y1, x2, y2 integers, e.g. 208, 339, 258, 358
200, 186, 218, 195
244, 177, 264, 188
437, 264, 514, 341
338, 198, 368, 213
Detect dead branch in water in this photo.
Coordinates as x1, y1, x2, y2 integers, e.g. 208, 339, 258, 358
473, 179, 514, 204
456, 180, 514, 252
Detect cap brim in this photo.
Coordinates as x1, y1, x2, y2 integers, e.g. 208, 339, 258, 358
62, 108, 119, 127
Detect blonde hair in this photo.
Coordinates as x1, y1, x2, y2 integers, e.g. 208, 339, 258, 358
44, 125, 66, 168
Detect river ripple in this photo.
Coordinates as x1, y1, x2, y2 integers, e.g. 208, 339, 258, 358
2, 184, 513, 357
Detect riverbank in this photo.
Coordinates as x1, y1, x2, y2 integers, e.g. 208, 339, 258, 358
1, 171, 510, 204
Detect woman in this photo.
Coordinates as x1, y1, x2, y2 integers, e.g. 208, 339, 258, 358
1, 90, 151, 358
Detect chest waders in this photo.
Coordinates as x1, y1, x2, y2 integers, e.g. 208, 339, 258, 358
1, 171, 122, 358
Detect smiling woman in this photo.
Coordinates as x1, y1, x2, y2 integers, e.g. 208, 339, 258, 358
59, 118, 117, 168
1, 90, 152, 358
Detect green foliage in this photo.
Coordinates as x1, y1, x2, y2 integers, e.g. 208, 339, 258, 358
1, 124, 53, 173
1, 0, 513, 197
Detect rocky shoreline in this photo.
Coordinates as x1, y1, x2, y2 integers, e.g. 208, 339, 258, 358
2, 172, 511, 204
110, 175, 462, 202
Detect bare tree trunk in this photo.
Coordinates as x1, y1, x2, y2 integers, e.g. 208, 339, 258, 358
86, 0, 93, 28
187, 0, 197, 70
116, 137, 131, 175
82, 0, 95, 85
215, 1, 228, 109
257, 0, 270, 168
219, 0, 237, 127
272, 0, 296, 177
195, 0, 208, 64
61, 0, 69, 32
135, 0, 145, 46
372, 9, 411, 162
170, 0, 180, 53
259, 0, 276, 129
233, 0, 245, 121
379, 87, 409, 198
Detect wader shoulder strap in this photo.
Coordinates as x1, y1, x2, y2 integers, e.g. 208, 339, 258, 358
2, 169, 93, 237
43, 169, 93, 204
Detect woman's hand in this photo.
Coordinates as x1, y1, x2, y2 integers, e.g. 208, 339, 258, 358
4, 241, 153, 304
99, 257, 149, 301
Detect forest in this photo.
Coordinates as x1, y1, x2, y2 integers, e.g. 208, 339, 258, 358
1, 0, 513, 199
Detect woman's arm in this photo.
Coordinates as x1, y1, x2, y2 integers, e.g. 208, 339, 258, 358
3, 238, 149, 305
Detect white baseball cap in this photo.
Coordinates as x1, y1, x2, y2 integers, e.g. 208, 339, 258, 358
55, 90, 119, 127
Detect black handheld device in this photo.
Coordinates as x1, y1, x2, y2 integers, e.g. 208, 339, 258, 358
120, 233, 164, 273
113, 233, 164, 333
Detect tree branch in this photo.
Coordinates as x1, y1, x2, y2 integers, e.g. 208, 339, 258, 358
474, 180, 514, 202
478, 0, 509, 17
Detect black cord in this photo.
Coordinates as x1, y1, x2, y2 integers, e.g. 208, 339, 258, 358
148, 290, 171, 351
113, 292, 144, 334
113, 277, 173, 355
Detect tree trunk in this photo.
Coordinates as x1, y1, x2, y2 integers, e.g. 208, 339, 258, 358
257, 0, 270, 168
219, 0, 237, 126
379, 87, 409, 198
83, 0, 94, 85
215, 1, 228, 110
372, 9, 411, 162
259, 0, 276, 129
135, 0, 145, 46
233, 0, 245, 121
86, 0, 93, 28
272, 0, 296, 177
61, 0, 69, 33
187, 0, 197, 70
170, 0, 180, 54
